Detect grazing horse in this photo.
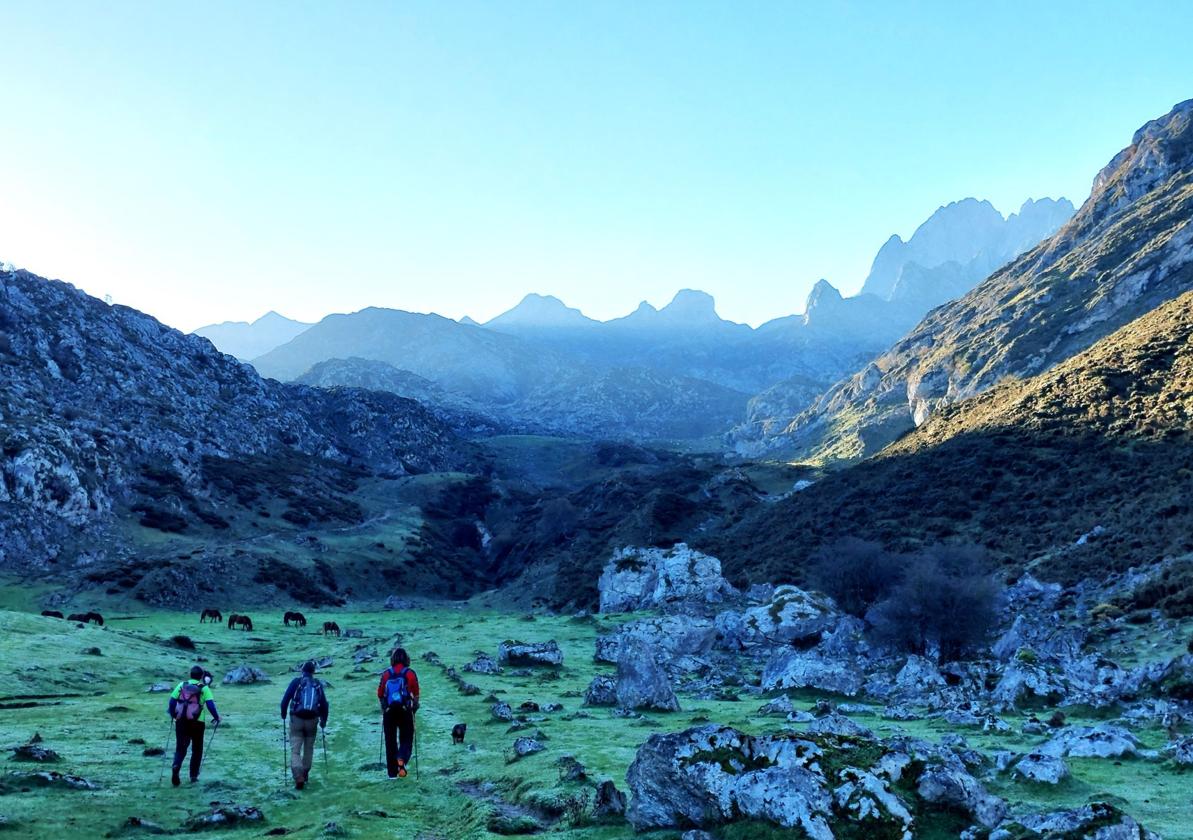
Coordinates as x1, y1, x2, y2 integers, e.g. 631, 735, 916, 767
321, 621, 341, 637
228, 614, 253, 631
200, 608, 223, 623
41, 610, 64, 619
283, 611, 307, 628
67, 613, 87, 623
452, 723, 467, 745
83, 612, 104, 626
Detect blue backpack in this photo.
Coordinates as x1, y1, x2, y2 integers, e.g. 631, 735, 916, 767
383, 666, 416, 711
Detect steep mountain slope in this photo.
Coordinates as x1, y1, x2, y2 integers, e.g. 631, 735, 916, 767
753, 98, 1193, 462
0, 268, 471, 583
193, 311, 311, 360
254, 307, 749, 440
704, 287, 1193, 588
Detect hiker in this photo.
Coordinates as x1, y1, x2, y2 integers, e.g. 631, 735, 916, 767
167, 665, 222, 787
377, 648, 420, 778
280, 660, 329, 790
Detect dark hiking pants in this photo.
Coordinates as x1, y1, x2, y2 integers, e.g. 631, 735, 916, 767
173, 718, 206, 779
383, 707, 415, 776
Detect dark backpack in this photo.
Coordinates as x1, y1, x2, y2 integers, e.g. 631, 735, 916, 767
383, 666, 416, 711
177, 682, 203, 721
290, 676, 325, 719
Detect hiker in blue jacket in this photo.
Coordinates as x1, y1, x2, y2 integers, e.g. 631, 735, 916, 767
280, 660, 329, 789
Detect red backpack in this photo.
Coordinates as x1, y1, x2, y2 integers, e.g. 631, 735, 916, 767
176, 682, 203, 720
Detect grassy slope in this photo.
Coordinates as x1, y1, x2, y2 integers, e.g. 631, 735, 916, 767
706, 290, 1193, 588
1, 596, 1189, 839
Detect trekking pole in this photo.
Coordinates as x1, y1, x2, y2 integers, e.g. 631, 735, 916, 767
413, 726, 419, 780
200, 720, 220, 774
321, 726, 328, 775
156, 719, 173, 786
281, 718, 288, 787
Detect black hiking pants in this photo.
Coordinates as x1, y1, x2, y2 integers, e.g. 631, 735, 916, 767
173, 718, 205, 779
383, 707, 415, 776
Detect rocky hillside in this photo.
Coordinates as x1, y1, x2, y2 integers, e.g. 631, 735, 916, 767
0, 268, 471, 576
254, 306, 750, 440
704, 287, 1193, 588
747, 98, 1193, 461
192, 310, 311, 360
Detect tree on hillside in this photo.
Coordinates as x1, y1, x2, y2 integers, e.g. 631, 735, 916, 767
808, 537, 904, 617
868, 544, 999, 662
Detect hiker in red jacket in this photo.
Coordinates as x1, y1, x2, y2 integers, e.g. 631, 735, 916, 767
376, 648, 419, 778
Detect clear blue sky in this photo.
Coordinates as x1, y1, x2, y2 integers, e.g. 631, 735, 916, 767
1, 2, 1189, 331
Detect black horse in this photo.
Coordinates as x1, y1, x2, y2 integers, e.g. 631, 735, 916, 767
283, 611, 307, 628
41, 610, 64, 619
227, 614, 254, 631
200, 608, 223, 623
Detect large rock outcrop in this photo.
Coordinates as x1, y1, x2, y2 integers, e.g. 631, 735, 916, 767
597, 544, 736, 613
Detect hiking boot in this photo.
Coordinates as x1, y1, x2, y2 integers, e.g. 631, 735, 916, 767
295, 778, 304, 790
397, 760, 407, 778
190, 776, 199, 784
171, 767, 181, 787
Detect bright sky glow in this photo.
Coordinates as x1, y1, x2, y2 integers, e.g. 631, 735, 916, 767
1, 2, 1190, 330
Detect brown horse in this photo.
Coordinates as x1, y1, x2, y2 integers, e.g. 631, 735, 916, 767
321, 621, 341, 637
283, 611, 307, 628
68, 611, 103, 625
227, 614, 254, 631
200, 608, 223, 623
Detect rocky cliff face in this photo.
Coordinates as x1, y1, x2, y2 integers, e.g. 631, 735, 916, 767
750, 99, 1193, 462
0, 269, 470, 573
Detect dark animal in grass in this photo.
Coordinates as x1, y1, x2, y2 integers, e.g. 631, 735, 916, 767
452, 723, 467, 745
67, 613, 87, 623
200, 609, 223, 623
284, 611, 307, 628
40, 611, 63, 619
321, 621, 341, 637
228, 614, 254, 631
83, 612, 104, 626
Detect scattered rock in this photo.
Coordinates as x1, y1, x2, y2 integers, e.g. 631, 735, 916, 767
806, 713, 873, 739
1039, 724, 1141, 759
146, 683, 172, 693
593, 779, 627, 818
761, 650, 863, 696
464, 653, 501, 675
142, 747, 164, 757
757, 695, 795, 716
11, 740, 60, 763
1012, 752, 1070, 785
222, 665, 270, 685
509, 738, 545, 761
491, 702, 514, 723
584, 676, 617, 707
616, 636, 680, 712
1167, 736, 1193, 766
108, 816, 166, 836
383, 596, 415, 610
497, 640, 562, 668
916, 763, 1006, 828
1010, 802, 1162, 840
81, 647, 102, 656
598, 544, 736, 613
0, 771, 97, 792
557, 755, 586, 782
182, 804, 264, 831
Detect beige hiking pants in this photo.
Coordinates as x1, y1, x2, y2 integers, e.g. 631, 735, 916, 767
289, 716, 318, 780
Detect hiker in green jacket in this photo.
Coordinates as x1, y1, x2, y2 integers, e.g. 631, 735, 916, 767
167, 665, 222, 786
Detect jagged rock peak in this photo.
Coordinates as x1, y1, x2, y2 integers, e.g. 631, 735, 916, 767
805, 279, 843, 310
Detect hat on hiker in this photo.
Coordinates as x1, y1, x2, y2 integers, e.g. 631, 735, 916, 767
190, 665, 204, 679
301, 660, 316, 675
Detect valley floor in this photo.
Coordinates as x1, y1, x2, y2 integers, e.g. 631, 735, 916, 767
0, 595, 1189, 839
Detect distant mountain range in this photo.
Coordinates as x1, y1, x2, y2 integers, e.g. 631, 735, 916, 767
196, 196, 1069, 442
741, 97, 1193, 461
193, 311, 311, 361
